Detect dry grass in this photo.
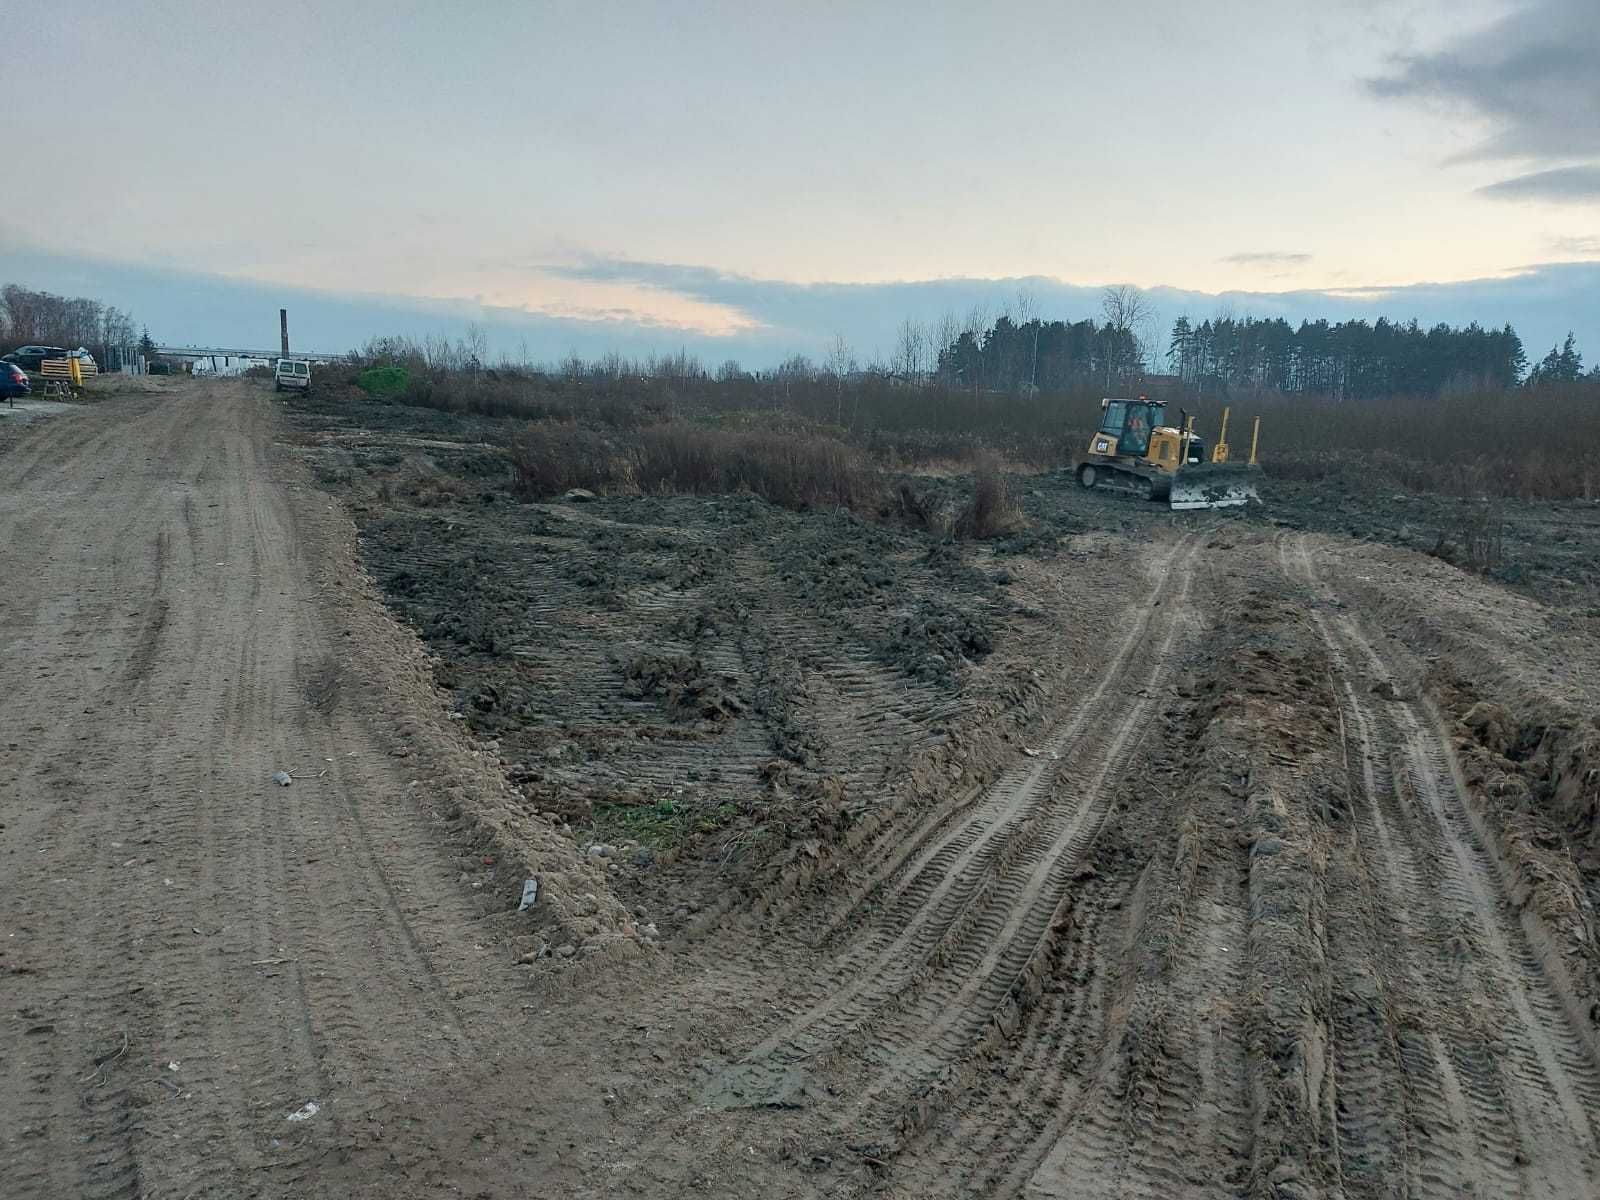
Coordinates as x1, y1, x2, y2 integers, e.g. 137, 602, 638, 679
509, 424, 631, 498
1252, 384, 1600, 500
510, 420, 885, 514
376, 456, 476, 508
332, 341, 1600, 501
633, 425, 882, 511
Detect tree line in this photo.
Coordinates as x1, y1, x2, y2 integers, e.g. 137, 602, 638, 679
8, 273, 1592, 399
1, 284, 144, 368
924, 298, 1595, 399
1525, 333, 1590, 388
1165, 315, 1530, 398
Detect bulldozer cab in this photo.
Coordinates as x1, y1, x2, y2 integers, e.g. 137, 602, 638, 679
1099, 398, 1164, 457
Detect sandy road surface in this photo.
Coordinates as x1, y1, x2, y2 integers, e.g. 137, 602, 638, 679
0, 383, 621, 1199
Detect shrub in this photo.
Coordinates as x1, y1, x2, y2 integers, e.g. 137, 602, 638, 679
1245, 383, 1600, 500
632, 425, 884, 513
357, 365, 410, 397
893, 482, 950, 535
509, 423, 630, 498
1430, 502, 1506, 574
953, 454, 1026, 539
388, 369, 656, 428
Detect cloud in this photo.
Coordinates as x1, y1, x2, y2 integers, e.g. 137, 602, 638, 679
7, 240, 1600, 376
1477, 165, 1600, 205
539, 258, 1117, 351
1548, 234, 1600, 257
1368, 0, 1600, 162
1220, 252, 1313, 267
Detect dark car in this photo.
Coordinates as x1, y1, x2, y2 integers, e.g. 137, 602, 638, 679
1, 361, 30, 401
2, 345, 69, 373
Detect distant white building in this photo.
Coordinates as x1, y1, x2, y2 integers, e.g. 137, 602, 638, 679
191, 355, 273, 377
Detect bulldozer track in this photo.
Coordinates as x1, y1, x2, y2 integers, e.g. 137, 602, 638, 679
1279, 532, 1600, 1195
729, 533, 1207, 1154
889, 876, 1119, 1198
800, 543, 1181, 955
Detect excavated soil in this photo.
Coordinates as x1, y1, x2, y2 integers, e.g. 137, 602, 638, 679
6, 377, 1600, 1199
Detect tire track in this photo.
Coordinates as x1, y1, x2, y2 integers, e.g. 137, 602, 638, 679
732, 535, 1204, 1088
1021, 686, 1252, 1200
801, 536, 1200, 951
841, 545, 1206, 1143
0, 384, 548, 1199
1282, 532, 1600, 1196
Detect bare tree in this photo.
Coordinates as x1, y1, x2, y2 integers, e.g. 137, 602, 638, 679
1100, 284, 1152, 338
1015, 287, 1040, 393
933, 310, 962, 382
463, 322, 488, 371
1, 284, 142, 366
826, 333, 856, 426
1101, 284, 1153, 384
893, 318, 928, 383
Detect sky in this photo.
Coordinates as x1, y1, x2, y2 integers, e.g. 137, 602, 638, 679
4, 0, 1597, 366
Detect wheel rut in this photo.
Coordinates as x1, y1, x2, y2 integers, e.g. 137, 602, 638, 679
1281, 532, 1600, 1196
0, 384, 567, 1200
713, 533, 1211, 1166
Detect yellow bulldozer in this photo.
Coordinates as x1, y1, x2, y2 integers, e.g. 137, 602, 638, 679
1075, 396, 1261, 509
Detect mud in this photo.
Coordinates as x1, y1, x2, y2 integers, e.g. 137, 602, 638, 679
1017, 461, 1600, 610
286, 398, 1600, 1200
280, 397, 1048, 928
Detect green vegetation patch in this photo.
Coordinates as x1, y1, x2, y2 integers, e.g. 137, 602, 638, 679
357, 365, 412, 397
590, 795, 740, 850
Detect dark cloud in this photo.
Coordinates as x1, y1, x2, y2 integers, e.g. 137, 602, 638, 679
1478, 165, 1600, 205
1369, 0, 1600, 162
1221, 252, 1313, 266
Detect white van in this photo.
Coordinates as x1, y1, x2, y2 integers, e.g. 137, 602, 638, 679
274, 359, 312, 392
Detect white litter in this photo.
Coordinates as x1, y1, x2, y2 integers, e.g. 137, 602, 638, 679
518, 878, 540, 912
286, 1101, 320, 1122
271, 771, 292, 786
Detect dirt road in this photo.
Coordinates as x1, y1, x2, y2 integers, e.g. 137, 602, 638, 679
0, 383, 629, 1198
7, 380, 1600, 1199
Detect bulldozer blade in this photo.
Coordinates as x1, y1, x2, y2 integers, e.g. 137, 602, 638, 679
1168, 463, 1260, 510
